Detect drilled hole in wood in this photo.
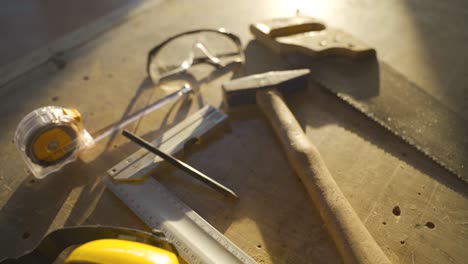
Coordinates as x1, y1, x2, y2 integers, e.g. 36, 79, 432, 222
382, 221, 387, 225
400, 240, 405, 245
256, 244, 262, 249
425, 222, 435, 229
392, 206, 401, 216
22, 232, 30, 239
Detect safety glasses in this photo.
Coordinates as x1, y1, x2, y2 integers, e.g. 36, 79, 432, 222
147, 29, 243, 84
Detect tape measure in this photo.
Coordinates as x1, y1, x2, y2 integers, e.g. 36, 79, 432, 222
25, 123, 78, 166
15, 85, 191, 179
15, 106, 94, 178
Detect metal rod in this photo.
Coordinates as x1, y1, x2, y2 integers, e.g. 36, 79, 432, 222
122, 130, 238, 199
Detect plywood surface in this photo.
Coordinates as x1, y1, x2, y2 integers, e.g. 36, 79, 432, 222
0, 1, 466, 263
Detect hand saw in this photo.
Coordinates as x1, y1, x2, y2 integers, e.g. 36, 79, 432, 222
250, 15, 468, 183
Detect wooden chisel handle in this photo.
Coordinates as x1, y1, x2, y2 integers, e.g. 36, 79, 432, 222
256, 89, 391, 264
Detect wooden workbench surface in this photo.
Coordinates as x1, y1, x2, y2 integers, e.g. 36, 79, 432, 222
0, 1, 466, 263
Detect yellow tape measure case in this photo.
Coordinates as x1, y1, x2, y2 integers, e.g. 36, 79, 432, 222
15, 106, 94, 179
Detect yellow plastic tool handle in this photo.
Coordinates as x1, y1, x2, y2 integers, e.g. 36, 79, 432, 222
65, 239, 180, 264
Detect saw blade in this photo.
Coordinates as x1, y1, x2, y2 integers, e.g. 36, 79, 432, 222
289, 54, 468, 182
250, 15, 467, 183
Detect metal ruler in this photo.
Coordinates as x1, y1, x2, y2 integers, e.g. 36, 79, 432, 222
105, 177, 256, 264
105, 105, 256, 264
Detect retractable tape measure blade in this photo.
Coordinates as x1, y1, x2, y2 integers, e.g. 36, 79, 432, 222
15, 106, 94, 178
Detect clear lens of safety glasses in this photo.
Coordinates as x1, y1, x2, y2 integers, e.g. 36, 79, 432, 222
147, 29, 243, 84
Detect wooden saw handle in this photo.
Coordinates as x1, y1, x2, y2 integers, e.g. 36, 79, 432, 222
250, 15, 375, 58
256, 89, 391, 264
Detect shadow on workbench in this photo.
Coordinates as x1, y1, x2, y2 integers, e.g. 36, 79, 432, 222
0, 151, 142, 257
